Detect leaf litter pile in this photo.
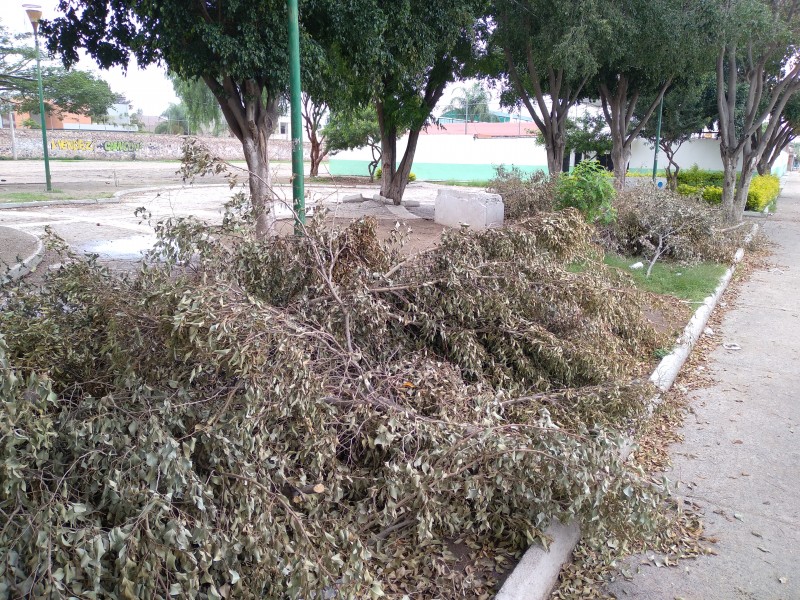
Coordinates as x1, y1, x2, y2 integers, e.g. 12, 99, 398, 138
2, 202, 690, 599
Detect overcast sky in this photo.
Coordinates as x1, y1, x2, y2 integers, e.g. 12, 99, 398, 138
6, 1, 178, 116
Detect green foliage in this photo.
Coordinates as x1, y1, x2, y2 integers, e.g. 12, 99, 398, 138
701, 186, 723, 205
170, 74, 226, 136
489, 165, 556, 219
374, 167, 416, 183
324, 106, 382, 180
0, 198, 671, 597
441, 83, 499, 123
0, 24, 115, 117
677, 166, 725, 188
746, 174, 780, 211
555, 160, 616, 224
565, 115, 613, 157
154, 102, 189, 135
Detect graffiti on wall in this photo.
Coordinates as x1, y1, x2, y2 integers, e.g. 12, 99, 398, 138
102, 141, 143, 152
49, 139, 144, 153
50, 139, 94, 151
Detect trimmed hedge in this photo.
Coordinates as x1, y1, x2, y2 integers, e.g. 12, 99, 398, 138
747, 174, 780, 211
677, 174, 780, 211
374, 167, 416, 182
676, 184, 722, 205
677, 165, 725, 188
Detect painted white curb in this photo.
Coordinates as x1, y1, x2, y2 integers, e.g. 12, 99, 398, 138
1, 231, 44, 286
649, 224, 758, 392
496, 223, 759, 600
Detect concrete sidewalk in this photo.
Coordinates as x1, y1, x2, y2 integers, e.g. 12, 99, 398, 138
0, 225, 40, 267
607, 174, 800, 599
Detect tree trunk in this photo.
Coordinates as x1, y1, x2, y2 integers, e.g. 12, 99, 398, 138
610, 134, 630, 190
308, 133, 328, 177
242, 136, 275, 237
379, 128, 397, 197
203, 76, 279, 238
662, 144, 679, 191
720, 153, 740, 224
383, 129, 420, 205
545, 125, 566, 176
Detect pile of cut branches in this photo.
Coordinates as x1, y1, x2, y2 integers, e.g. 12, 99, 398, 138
1, 201, 671, 598
605, 186, 753, 273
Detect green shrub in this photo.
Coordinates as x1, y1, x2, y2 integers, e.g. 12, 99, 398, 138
676, 184, 699, 196
374, 167, 416, 182
746, 174, 780, 211
701, 186, 723, 205
677, 174, 780, 211
677, 165, 725, 188
555, 159, 616, 224
488, 165, 556, 219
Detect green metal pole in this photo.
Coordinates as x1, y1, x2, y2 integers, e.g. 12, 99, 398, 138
287, 0, 304, 233
34, 29, 52, 192
652, 94, 664, 184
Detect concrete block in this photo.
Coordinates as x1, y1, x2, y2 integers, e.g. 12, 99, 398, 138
434, 189, 504, 230
342, 193, 365, 203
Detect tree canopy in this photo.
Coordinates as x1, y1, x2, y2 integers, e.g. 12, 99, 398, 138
0, 23, 114, 118
307, 0, 487, 203
714, 0, 800, 223
491, 0, 602, 175
44, 0, 295, 236
590, 0, 716, 188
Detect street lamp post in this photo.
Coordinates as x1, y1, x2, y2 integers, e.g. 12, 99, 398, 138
287, 0, 305, 234
24, 4, 52, 191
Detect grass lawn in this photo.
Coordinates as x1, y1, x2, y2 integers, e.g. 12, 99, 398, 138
0, 190, 116, 203
604, 253, 728, 303
435, 179, 491, 188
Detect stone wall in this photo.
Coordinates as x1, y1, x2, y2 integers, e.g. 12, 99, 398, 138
0, 129, 309, 161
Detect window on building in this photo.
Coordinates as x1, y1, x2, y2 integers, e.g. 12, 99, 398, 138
280, 123, 287, 135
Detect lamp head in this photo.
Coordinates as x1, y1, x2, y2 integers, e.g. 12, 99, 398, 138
23, 4, 43, 33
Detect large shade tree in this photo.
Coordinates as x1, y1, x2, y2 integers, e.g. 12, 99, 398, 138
715, 0, 800, 223
0, 23, 114, 118
169, 74, 226, 136
636, 75, 718, 189
43, 1, 296, 236
323, 105, 382, 181
491, 0, 601, 175
755, 91, 800, 175
307, 0, 487, 205
591, 0, 714, 189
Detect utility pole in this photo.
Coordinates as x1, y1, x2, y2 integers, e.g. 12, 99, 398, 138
287, 0, 305, 233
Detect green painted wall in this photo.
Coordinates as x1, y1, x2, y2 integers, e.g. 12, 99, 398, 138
328, 159, 548, 181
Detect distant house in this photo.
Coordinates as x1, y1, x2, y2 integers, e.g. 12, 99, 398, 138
9, 93, 138, 132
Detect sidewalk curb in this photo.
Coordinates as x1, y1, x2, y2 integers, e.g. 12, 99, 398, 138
1, 230, 44, 286
496, 223, 759, 600
0, 183, 227, 210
